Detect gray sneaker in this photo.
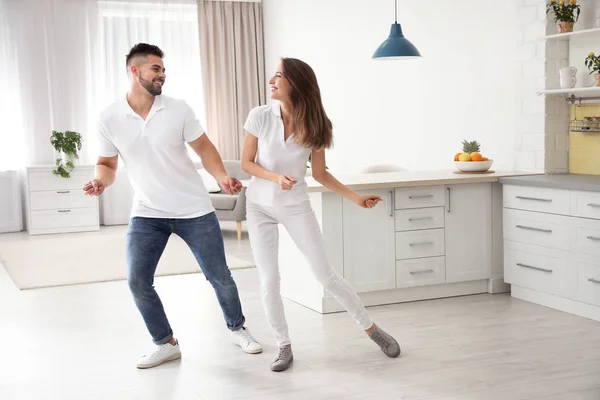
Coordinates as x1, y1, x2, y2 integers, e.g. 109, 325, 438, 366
370, 326, 401, 358
270, 346, 293, 372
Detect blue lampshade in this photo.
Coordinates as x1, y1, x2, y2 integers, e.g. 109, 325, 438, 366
372, 23, 421, 60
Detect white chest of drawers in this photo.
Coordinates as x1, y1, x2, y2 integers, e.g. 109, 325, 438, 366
24, 165, 99, 235
503, 183, 600, 322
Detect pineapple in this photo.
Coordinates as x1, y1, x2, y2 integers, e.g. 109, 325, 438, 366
461, 139, 481, 154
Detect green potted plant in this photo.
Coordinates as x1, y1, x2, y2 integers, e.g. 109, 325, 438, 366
546, 0, 581, 33
50, 130, 83, 178
585, 52, 600, 86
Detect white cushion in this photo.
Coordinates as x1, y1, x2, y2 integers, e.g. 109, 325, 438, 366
198, 169, 221, 193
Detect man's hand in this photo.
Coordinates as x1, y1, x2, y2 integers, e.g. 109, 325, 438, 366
82, 178, 106, 196
217, 176, 242, 195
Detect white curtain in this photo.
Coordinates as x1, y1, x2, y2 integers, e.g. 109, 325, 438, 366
198, 0, 265, 160
0, 0, 206, 170
0, 0, 100, 169
0, 0, 25, 171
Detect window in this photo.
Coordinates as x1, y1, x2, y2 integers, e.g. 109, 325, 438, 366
96, 1, 206, 161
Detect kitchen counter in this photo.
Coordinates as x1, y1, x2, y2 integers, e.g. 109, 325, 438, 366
499, 173, 600, 192
302, 170, 539, 192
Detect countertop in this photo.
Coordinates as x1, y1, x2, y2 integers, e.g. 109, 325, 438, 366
499, 173, 600, 192
243, 170, 539, 193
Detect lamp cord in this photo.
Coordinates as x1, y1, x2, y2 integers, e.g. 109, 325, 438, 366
395, 0, 397, 23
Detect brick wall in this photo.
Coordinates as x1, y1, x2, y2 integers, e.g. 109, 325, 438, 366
516, 0, 570, 173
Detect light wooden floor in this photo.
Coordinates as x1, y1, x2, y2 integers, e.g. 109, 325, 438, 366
1, 259, 599, 399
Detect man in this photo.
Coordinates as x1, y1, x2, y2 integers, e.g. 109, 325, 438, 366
83, 43, 262, 369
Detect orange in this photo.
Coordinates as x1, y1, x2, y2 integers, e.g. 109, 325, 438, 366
471, 153, 483, 161
482, 157, 489, 161
454, 152, 462, 161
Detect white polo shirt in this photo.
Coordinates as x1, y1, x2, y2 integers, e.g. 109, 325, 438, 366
244, 103, 312, 207
97, 94, 215, 219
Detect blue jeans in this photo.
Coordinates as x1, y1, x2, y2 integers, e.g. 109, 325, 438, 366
126, 212, 246, 344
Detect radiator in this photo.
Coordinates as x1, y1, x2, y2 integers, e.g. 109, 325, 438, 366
0, 170, 23, 233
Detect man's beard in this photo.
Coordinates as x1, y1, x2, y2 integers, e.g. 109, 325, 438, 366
139, 76, 163, 96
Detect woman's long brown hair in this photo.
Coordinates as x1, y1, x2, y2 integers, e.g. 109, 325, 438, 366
281, 58, 333, 150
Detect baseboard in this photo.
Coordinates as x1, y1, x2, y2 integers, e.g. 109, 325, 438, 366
321, 280, 489, 314
511, 285, 600, 322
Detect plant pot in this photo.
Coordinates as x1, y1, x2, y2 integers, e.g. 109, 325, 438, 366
63, 152, 78, 167
595, 74, 600, 87
558, 21, 574, 33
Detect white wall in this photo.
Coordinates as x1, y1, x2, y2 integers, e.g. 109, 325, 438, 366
261, 0, 519, 174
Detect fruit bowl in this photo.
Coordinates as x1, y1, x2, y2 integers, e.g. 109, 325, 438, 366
454, 159, 494, 172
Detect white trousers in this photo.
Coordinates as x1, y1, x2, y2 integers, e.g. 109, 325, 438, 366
246, 200, 374, 346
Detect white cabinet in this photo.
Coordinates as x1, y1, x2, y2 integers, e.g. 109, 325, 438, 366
342, 184, 494, 292
24, 165, 99, 235
503, 184, 600, 322
445, 183, 492, 283
342, 189, 395, 292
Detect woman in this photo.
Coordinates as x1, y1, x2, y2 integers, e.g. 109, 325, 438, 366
241, 58, 400, 372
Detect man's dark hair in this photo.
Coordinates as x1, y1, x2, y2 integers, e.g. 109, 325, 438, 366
125, 43, 164, 69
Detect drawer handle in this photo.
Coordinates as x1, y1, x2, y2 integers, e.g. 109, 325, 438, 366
587, 203, 600, 208
517, 263, 553, 273
408, 217, 433, 222
409, 269, 434, 275
56, 190, 70, 194
515, 196, 552, 202
57, 210, 71, 213
586, 236, 600, 241
516, 225, 552, 233
408, 194, 433, 199
588, 278, 600, 284
409, 241, 433, 246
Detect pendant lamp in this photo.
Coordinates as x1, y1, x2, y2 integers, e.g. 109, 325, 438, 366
372, 0, 421, 60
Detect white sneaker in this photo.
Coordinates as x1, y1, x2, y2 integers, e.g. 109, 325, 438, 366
231, 327, 263, 354
136, 340, 182, 369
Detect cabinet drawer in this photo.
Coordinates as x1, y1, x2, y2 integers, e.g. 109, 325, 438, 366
396, 256, 445, 288
503, 184, 570, 215
571, 190, 600, 220
571, 216, 600, 257
395, 228, 444, 260
394, 186, 445, 210
30, 207, 98, 230
504, 241, 576, 299
30, 190, 96, 211
577, 262, 600, 307
28, 168, 93, 192
395, 207, 444, 232
503, 208, 571, 251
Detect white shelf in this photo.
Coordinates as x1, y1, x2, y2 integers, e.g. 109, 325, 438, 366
537, 86, 600, 96
542, 27, 600, 41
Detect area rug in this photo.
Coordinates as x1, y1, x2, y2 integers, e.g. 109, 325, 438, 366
0, 225, 255, 290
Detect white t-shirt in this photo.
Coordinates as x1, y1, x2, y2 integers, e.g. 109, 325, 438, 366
97, 94, 215, 219
244, 103, 312, 207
